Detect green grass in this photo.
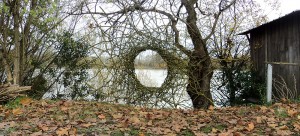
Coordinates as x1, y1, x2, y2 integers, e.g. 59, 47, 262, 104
200, 125, 212, 133
178, 129, 195, 136
275, 108, 288, 118
4, 96, 25, 109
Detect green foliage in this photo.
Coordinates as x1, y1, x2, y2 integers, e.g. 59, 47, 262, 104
28, 74, 48, 99
51, 31, 91, 99
54, 32, 89, 66
215, 69, 266, 106
179, 129, 195, 136
4, 96, 25, 109
275, 108, 288, 118
235, 70, 266, 105
0, 3, 10, 14
200, 125, 212, 133
111, 130, 124, 136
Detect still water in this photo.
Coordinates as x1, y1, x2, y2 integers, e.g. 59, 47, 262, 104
43, 69, 224, 108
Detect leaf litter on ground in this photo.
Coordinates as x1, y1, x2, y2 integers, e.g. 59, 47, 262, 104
0, 97, 300, 135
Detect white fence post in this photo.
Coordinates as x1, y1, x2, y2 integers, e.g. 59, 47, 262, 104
267, 64, 273, 103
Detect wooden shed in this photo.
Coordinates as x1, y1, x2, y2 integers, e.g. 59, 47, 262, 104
240, 10, 300, 100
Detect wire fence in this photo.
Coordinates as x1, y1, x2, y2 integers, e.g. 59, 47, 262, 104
265, 62, 300, 102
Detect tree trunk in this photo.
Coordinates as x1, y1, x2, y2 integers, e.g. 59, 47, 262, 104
187, 51, 214, 109
12, 0, 21, 85
0, 14, 13, 83
182, 0, 214, 109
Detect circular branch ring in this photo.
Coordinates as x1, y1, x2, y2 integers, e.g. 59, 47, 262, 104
124, 45, 177, 93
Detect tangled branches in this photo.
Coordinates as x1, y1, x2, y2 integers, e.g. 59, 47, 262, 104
88, 37, 192, 108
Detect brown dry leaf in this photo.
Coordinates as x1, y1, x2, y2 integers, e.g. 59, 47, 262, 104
211, 127, 218, 133
171, 124, 182, 132
113, 113, 123, 119
85, 117, 97, 123
147, 120, 153, 126
12, 108, 23, 115
165, 133, 176, 136
278, 125, 288, 130
287, 109, 298, 117
62, 101, 73, 106
237, 119, 245, 126
268, 123, 278, 128
60, 106, 69, 111
20, 97, 32, 106
228, 119, 237, 124
280, 98, 287, 103
233, 132, 243, 136
246, 122, 254, 131
130, 116, 141, 125
21, 123, 32, 130
98, 114, 106, 119
0, 122, 9, 129
139, 132, 145, 136
260, 106, 268, 112
69, 128, 77, 135
30, 131, 43, 136
293, 123, 300, 131
38, 124, 49, 131
41, 100, 48, 107
267, 117, 277, 123
256, 116, 262, 124
218, 133, 228, 136
208, 105, 214, 110
276, 130, 293, 135
48, 126, 58, 131
81, 122, 93, 128
56, 127, 70, 136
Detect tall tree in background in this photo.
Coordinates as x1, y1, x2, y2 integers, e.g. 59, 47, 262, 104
1, 0, 56, 85
209, 0, 279, 106
0, 0, 73, 98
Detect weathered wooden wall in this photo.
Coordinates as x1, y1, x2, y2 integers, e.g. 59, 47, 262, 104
248, 11, 300, 99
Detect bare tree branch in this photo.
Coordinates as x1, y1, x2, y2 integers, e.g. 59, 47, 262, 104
69, 2, 191, 56
204, 0, 236, 41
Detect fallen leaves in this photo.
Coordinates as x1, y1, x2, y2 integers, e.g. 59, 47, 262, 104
38, 124, 49, 131
12, 108, 23, 115
0, 99, 300, 135
98, 114, 106, 119
246, 122, 255, 131
56, 127, 69, 136
288, 109, 298, 117
208, 105, 214, 110
19, 97, 32, 106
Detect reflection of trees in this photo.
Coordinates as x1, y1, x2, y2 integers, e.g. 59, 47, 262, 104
134, 50, 167, 69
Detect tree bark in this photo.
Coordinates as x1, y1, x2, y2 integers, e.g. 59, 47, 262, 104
187, 51, 214, 109
0, 12, 13, 83
12, 0, 21, 85
182, 0, 214, 108
21, 0, 37, 85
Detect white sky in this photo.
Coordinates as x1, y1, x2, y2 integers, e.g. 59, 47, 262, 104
266, 0, 300, 20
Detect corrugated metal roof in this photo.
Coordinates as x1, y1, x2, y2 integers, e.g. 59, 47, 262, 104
238, 10, 300, 35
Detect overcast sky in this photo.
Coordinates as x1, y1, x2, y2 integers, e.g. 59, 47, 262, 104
267, 0, 300, 20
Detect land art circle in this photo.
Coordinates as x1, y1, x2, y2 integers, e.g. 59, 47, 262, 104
124, 45, 177, 92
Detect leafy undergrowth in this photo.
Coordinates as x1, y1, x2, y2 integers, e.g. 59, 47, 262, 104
0, 98, 300, 136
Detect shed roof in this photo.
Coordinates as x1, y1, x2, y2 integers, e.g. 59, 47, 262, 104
239, 10, 300, 35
